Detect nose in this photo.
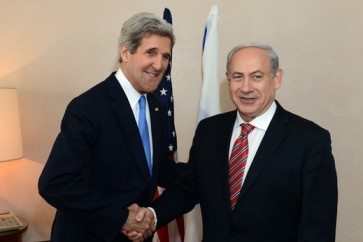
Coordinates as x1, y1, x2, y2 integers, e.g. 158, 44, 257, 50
240, 79, 252, 92
152, 55, 164, 71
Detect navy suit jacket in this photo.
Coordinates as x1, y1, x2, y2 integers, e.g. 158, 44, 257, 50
152, 101, 338, 242
39, 73, 183, 242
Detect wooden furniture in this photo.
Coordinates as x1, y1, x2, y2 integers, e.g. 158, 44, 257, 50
0, 217, 28, 242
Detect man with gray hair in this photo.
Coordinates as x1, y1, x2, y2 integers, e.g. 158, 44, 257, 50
39, 12, 184, 242
130, 43, 338, 242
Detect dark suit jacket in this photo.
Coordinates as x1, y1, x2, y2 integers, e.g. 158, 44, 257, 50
152, 101, 338, 242
38, 73, 183, 242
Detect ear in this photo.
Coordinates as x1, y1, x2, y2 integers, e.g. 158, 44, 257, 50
119, 44, 130, 62
273, 68, 283, 90
225, 72, 230, 81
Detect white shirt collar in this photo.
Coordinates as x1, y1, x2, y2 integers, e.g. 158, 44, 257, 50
235, 101, 277, 131
115, 68, 144, 110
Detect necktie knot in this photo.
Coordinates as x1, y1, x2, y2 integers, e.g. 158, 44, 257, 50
241, 123, 254, 136
139, 95, 146, 109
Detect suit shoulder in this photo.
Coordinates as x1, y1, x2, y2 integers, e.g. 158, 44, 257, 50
284, 109, 330, 135
78, 73, 116, 98
68, 73, 117, 105
197, 111, 236, 128
60, 73, 119, 123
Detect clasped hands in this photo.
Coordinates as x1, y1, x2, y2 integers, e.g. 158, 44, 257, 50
121, 203, 155, 241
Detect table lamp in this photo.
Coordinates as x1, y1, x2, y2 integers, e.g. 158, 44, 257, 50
0, 88, 23, 162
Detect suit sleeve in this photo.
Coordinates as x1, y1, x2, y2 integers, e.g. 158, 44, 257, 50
38, 98, 127, 241
152, 122, 203, 227
298, 130, 338, 241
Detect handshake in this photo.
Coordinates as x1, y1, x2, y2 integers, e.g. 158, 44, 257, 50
121, 203, 156, 241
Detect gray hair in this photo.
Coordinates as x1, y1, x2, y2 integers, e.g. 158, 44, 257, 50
118, 12, 175, 63
226, 43, 279, 76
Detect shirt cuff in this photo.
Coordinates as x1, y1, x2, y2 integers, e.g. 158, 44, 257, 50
148, 207, 157, 227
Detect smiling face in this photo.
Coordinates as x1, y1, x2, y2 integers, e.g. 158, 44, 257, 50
120, 34, 172, 94
227, 47, 283, 122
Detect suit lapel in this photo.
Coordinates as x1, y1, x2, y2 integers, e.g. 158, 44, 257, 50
106, 76, 153, 188
214, 111, 238, 218
147, 94, 162, 186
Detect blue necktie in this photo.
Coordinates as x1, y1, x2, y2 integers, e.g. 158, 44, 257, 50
138, 96, 152, 175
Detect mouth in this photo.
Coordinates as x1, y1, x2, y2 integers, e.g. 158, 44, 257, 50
145, 71, 161, 79
240, 97, 256, 103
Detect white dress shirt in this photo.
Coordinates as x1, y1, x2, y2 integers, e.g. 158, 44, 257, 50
228, 101, 277, 184
115, 68, 153, 162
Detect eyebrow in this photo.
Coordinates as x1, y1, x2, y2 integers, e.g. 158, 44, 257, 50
230, 70, 264, 76
250, 70, 264, 75
230, 71, 243, 76
145, 47, 157, 52
146, 47, 171, 58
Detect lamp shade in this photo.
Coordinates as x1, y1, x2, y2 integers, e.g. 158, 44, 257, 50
0, 88, 23, 161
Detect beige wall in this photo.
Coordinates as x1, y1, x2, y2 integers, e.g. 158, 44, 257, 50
0, 0, 362, 241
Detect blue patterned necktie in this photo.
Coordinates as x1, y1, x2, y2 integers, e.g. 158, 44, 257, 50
138, 95, 152, 175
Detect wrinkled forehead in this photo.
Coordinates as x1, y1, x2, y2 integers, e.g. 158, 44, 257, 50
230, 48, 271, 73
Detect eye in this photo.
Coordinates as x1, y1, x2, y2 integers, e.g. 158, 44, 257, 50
252, 74, 263, 81
162, 53, 171, 61
146, 49, 157, 56
231, 74, 243, 82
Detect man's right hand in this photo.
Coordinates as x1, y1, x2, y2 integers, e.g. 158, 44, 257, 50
121, 204, 155, 241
